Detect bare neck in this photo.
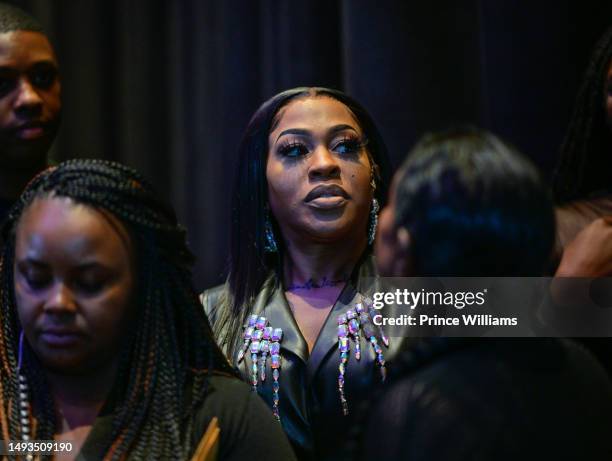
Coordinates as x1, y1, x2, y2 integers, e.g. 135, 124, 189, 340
46, 360, 119, 429
282, 233, 367, 290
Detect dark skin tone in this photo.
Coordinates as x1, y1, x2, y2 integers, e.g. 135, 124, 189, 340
0, 30, 61, 200
556, 59, 612, 277
266, 97, 374, 352
14, 197, 133, 459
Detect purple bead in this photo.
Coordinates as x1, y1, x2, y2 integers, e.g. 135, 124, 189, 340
346, 309, 357, 320
355, 303, 364, 314
271, 354, 281, 369
337, 314, 347, 325
256, 316, 267, 330
263, 327, 273, 340
270, 342, 280, 355
348, 318, 359, 335
359, 312, 370, 324
272, 328, 283, 342
339, 337, 349, 353
250, 340, 261, 354
243, 326, 254, 340
247, 314, 258, 327
260, 340, 270, 353
337, 324, 348, 338
252, 329, 263, 341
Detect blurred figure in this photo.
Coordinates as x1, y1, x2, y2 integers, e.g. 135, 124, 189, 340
551, 26, 612, 375
359, 128, 612, 460
0, 3, 61, 222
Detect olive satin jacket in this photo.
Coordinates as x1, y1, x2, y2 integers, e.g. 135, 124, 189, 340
201, 257, 414, 461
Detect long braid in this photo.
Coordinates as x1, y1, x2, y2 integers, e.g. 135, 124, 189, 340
0, 159, 236, 459
553, 26, 612, 203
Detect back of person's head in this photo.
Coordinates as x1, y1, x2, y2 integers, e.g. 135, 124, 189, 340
393, 127, 554, 276
0, 3, 44, 34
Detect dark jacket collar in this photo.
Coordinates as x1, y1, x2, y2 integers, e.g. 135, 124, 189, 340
240, 256, 380, 383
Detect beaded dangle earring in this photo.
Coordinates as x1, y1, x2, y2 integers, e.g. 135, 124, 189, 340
17, 331, 34, 461
367, 170, 379, 245
367, 198, 380, 245
264, 207, 278, 253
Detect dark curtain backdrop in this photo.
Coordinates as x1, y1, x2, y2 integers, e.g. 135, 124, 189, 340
7, 0, 612, 288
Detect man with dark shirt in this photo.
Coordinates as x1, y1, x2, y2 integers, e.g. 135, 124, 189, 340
0, 3, 60, 223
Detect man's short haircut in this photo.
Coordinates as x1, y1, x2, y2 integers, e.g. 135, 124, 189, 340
0, 3, 44, 34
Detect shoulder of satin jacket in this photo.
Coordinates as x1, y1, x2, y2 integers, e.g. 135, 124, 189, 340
201, 255, 419, 461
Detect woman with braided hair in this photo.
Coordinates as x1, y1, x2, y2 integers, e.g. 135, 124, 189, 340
0, 159, 295, 460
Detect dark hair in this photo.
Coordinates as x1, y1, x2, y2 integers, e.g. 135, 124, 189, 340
552, 26, 612, 204
0, 159, 235, 459
394, 128, 554, 276
212, 87, 392, 352
0, 3, 44, 34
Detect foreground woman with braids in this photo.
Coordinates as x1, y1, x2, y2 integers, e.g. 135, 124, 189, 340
202, 87, 411, 461
0, 160, 295, 460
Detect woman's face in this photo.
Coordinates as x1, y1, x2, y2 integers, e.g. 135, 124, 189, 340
14, 196, 134, 375
606, 59, 612, 131
266, 96, 373, 245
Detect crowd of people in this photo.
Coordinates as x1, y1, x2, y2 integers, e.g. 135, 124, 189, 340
1, 3, 612, 460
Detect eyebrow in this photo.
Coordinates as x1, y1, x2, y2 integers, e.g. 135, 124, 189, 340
0, 60, 58, 71
17, 257, 105, 271
275, 124, 359, 143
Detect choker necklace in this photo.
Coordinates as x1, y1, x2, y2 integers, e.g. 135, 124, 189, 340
285, 276, 349, 291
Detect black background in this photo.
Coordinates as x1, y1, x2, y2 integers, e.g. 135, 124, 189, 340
8, 0, 612, 288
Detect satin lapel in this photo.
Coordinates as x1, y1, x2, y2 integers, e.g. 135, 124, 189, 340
243, 274, 310, 364
305, 255, 380, 384
305, 281, 359, 384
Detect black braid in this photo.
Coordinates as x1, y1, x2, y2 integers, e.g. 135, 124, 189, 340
0, 159, 236, 460
552, 26, 612, 203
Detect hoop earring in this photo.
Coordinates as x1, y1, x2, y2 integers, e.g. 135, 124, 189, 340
367, 198, 379, 245
264, 209, 278, 253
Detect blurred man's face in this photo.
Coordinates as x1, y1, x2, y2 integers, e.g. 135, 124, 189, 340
0, 30, 61, 169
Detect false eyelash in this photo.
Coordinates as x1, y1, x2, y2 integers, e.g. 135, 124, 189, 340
277, 141, 309, 157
